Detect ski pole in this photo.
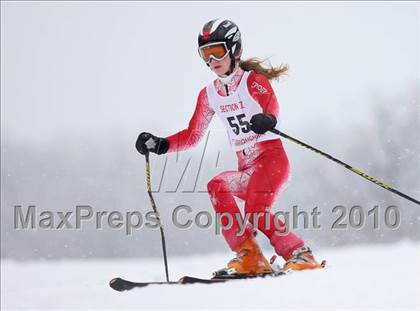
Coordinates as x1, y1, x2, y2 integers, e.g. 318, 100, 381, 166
144, 152, 170, 282
270, 128, 420, 206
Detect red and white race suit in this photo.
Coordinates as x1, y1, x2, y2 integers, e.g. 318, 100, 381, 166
165, 67, 304, 259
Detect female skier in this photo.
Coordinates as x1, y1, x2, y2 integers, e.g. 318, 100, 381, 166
136, 19, 322, 276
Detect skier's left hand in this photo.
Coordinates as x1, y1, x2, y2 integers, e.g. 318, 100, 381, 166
250, 113, 277, 134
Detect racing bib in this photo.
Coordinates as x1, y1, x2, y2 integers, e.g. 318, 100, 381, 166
206, 71, 280, 151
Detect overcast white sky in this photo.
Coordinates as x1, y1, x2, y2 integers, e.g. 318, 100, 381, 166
1, 2, 418, 144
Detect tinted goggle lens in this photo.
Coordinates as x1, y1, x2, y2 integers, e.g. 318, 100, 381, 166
199, 43, 228, 62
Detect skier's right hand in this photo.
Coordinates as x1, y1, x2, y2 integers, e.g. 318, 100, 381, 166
135, 132, 169, 155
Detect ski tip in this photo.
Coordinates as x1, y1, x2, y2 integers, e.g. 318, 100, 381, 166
109, 277, 130, 292
109, 277, 122, 291
109, 277, 121, 285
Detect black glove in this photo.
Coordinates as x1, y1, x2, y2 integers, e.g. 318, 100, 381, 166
135, 132, 170, 155
250, 113, 277, 134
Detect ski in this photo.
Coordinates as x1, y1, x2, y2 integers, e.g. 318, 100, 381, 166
109, 270, 288, 291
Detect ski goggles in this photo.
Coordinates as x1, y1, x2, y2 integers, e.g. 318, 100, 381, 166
198, 42, 229, 63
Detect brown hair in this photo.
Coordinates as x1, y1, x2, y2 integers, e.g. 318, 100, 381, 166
239, 57, 289, 81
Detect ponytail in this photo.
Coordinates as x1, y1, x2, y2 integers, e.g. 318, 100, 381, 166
239, 57, 289, 81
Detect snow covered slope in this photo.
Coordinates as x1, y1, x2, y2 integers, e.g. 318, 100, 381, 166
2, 242, 419, 311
